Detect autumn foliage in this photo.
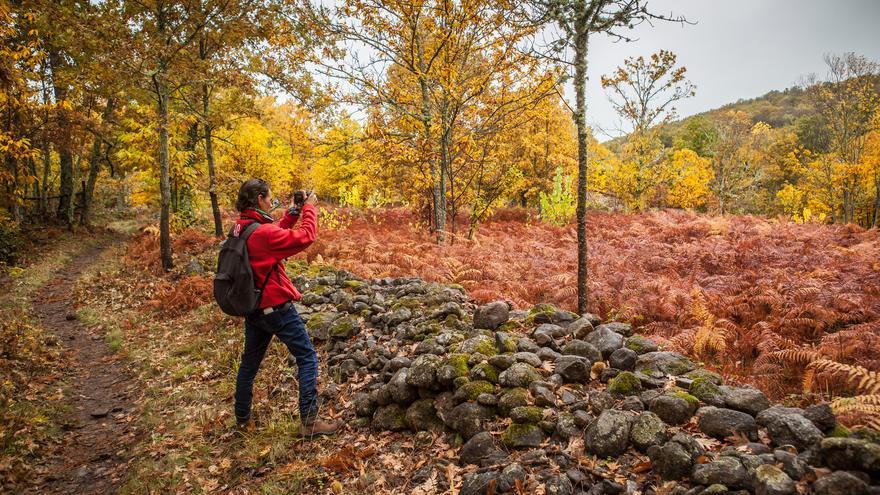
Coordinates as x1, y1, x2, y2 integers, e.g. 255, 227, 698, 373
307, 206, 880, 397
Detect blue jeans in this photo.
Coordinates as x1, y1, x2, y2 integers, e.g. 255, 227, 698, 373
235, 304, 319, 424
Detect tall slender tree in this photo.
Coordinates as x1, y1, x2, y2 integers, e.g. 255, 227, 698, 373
526, 0, 685, 314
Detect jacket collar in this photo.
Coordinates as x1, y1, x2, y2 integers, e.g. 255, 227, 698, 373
239, 208, 275, 224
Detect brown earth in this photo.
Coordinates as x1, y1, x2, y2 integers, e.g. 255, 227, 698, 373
25, 236, 141, 495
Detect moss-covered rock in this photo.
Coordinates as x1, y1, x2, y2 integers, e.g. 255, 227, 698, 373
455, 380, 495, 402
453, 376, 471, 389
470, 362, 500, 384
456, 335, 498, 356
635, 351, 695, 376
405, 399, 445, 432
524, 303, 576, 326
510, 406, 545, 424
689, 377, 724, 405
329, 316, 358, 339
305, 312, 338, 341
671, 390, 700, 409
495, 332, 518, 353
446, 354, 470, 378
498, 387, 530, 415
499, 362, 542, 388
497, 321, 523, 334
372, 404, 408, 431
607, 371, 643, 396
829, 423, 852, 438
685, 369, 723, 385
624, 334, 659, 354
391, 296, 424, 311
501, 423, 546, 448
343, 279, 366, 289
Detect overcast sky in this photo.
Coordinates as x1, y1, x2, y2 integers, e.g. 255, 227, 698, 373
578, 0, 880, 138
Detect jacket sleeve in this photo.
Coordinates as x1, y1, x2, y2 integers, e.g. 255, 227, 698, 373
261, 203, 318, 259
279, 209, 299, 229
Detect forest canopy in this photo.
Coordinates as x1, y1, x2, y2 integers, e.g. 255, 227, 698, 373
2, 0, 880, 264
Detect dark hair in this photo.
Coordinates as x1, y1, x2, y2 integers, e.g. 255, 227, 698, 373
235, 179, 270, 212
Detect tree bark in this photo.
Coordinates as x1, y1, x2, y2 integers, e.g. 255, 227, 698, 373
202, 83, 223, 236
48, 50, 74, 227
574, 29, 590, 315
82, 97, 115, 226
873, 176, 880, 228
440, 98, 451, 242
155, 72, 173, 270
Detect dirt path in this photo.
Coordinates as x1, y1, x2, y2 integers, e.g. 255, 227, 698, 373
26, 236, 140, 495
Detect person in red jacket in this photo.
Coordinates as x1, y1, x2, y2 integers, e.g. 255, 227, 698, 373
232, 179, 340, 437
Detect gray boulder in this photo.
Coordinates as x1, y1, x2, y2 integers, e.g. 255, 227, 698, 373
499, 362, 542, 388
459, 431, 504, 466
386, 368, 418, 404
625, 334, 659, 354
584, 326, 625, 358
692, 456, 749, 488
406, 354, 442, 389
387, 306, 412, 326
562, 340, 602, 362
354, 392, 376, 417
459, 472, 497, 495
629, 411, 670, 452
569, 317, 595, 339
513, 352, 542, 367
812, 470, 868, 495
820, 437, 880, 475
650, 394, 698, 425
501, 423, 546, 448
647, 433, 705, 481
498, 388, 530, 415
585, 409, 632, 457
555, 412, 581, 438
445, 402, 495, 439
372, 404, 408, 431
609, 348, 638, 371
724, 386, 770, 416
754, 464, 795, 495
698, 406, 758, 441
598, 321, 633, 337
457, 335, 497, 355
474, 301, 510, 330
756, 407, 824, 451
804, 403, 837, 432
555, 355, 591, 383
635, 351, 695, 376
405, 399, 445, 432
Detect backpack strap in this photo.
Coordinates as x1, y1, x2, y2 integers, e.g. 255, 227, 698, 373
236, 220, 281, 307
230, 221, 261, 240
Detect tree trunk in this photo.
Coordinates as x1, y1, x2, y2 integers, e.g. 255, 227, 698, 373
49, 50, 74, 227
156, 73, 173, 271
873, 176, 880, 228
203, 84, 223, 236
440, 99, 451, 242
82, 97, 115, 226
40, 138, 50, 215
418, 75, 444, 243
573, 30, 590, 315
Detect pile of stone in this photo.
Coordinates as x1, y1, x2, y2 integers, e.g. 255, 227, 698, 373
291, 267, 880, 495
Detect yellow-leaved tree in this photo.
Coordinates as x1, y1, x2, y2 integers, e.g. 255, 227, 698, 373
215, 117, 305, 206
667, 149, 713, 209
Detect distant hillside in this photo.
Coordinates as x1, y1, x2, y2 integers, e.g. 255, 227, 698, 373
606, 75, 880, 147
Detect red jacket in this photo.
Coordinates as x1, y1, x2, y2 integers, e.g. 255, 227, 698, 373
234, 204, 317, 308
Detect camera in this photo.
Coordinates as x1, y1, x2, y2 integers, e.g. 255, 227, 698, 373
288, 190, 311, 216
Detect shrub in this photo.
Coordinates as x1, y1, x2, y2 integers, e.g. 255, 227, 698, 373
538, 167, 576, 226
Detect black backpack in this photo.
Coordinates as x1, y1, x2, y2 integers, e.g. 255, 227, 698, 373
213, 221, 277, 316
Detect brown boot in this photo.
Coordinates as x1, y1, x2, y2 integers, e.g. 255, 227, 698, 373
297, 419, 341, 438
